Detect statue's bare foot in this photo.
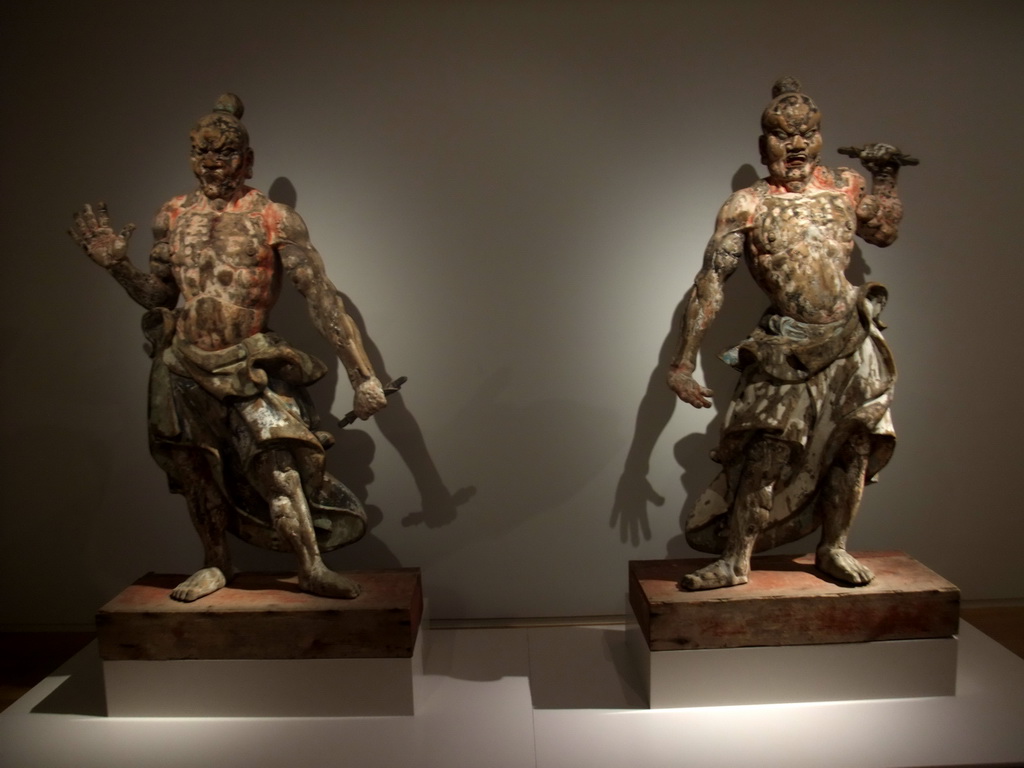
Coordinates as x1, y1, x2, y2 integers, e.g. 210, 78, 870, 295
816, 547, 874, 585
299, 563, 361, 599
170, 567, 229, 602
680, 559, 749, 591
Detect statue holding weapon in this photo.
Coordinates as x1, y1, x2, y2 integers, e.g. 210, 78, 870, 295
667, 78, 917, 590
71, 94, 396, 602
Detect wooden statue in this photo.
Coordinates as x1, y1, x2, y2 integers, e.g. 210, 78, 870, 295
71, 94, 389, 602
668, 78, 916, 590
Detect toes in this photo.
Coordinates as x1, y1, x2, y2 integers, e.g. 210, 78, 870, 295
817, 550, 874, 585
169, 568, 227, 602
679, 561, 748, 591
850, 563, 875, 585
679, 575, 701, 591
300, 569, 362, 599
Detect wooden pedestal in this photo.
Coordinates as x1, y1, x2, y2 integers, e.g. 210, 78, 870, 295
628, 551, 960, 707
630, 550, 959, 650
96, 569, 425, 716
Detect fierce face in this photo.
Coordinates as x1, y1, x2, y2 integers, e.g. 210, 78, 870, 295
189, 120, 252, 202
759, 97, 822, 190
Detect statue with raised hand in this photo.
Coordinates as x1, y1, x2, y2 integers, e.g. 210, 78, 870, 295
71, 94, 389, 602
667, 78, 914, 590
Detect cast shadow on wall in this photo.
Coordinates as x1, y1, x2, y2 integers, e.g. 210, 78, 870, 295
266, 179, 473, 563
609, 163, 868, 556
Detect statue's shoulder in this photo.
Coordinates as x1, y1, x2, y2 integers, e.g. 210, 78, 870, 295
718, 183, 764, 222
820, 166, 867, 207
169, 190, 203, 209
233, 186, 272, 212
233, 187, 294, 219
749, 178, 772, 199
247, 187, 271, 207
255, 196, 309, 244
154, 193, 193, 233
815, 164, 864, 193
159, 192, 191, 215
232, 188, 294, 233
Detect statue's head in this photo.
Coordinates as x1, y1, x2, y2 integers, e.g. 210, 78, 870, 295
189, 93, 254, 202
758, 77, 822, 189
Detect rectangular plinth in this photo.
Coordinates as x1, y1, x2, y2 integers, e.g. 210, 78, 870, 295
630, 551, 959, 651
103, 623, 426, 717
97, 569, 423, 660
625, 613, 958, 708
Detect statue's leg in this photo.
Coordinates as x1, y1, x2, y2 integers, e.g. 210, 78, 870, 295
167, 451, 236, 602
815, 431, 874, 585
681, 435, 789, 590
253, 448, 361, 599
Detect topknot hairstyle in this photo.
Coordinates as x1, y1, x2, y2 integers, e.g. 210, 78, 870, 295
771, 76, 803, 98
191, 92, 250, 147
761, 76, 819, 131
212, 93, 245, 119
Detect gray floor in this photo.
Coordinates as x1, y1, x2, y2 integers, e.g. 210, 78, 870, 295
2, 620, 1024, 768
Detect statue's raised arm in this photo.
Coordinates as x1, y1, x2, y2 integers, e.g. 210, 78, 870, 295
70, 201, 178, 309
840, 142, 918, 247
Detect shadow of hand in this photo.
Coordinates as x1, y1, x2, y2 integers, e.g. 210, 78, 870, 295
609, 473, 665, 546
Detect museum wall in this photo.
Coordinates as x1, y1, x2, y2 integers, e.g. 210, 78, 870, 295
2, 0, 1022, 627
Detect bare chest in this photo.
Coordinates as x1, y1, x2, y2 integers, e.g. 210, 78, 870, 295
750, 191, 856, 258
169, 210, 276, 297
746, 191, 858, 322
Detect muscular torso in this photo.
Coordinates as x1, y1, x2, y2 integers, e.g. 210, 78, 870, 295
163, 188, 282, 350
745, 168, 860, 324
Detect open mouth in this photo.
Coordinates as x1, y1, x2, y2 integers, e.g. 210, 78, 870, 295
202, 172, 231, 187
785, 153, 807, 168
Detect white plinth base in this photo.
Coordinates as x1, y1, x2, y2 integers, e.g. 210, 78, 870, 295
103, 623, 425, 717
626, 613, 957, 708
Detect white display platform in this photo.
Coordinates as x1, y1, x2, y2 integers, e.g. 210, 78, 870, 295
625, 612, 958, 707
2, 621, 1023, 768
103, 621, 425, 717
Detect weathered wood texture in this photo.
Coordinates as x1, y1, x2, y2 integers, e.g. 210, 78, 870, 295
97, 570, 423, 660
630, 551, 959, 651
